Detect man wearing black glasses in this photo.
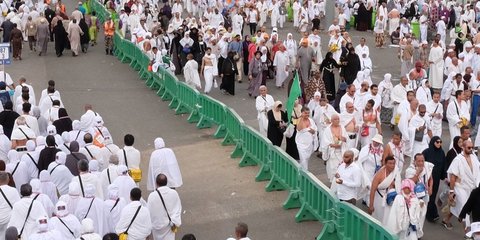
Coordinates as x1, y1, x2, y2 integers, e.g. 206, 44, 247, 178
443, 140, 480, 235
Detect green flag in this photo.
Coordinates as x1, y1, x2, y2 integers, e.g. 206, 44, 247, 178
287, 71, 302, 121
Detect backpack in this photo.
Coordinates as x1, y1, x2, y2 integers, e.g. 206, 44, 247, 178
0, 90, 10, 107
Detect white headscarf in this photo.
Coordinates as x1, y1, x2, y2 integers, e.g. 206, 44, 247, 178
7, 150, 18, 163
382, 73, 393, 89
107, 184, 119, 200
26, 140, 36, 151
89, 160, 99, 172
72, 120, 81, 131
55, 200, 68, 217
154, 138, 165, 149
47, 125, 57, 135
56, 152, 66, 165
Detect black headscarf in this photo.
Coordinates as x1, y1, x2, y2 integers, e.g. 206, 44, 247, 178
445, 136, 462, 172
422, 136, 447, 179
52, 108, 72, 135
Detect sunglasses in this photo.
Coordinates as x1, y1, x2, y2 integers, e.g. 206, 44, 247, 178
436, 140, 442, 143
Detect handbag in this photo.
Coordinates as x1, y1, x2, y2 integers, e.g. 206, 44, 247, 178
123, 149, 142, 183
119, 205, 142, 240
361, 126, 369, 137
156, 189, 179, 233
414, 122, 425, 142
283, 124, 295, 138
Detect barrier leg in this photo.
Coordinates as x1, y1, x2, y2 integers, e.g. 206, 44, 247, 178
239, 152, 257, 167
175, 103, 189, 115
255, 164, 271, 181
120, 54, 131, 63
265, 176, 287, 192
283, 190, 301, 209
187, 110, 200, 123
317, 223, 339, 240
213, 125, 226, 138
168, 97, 179, 109
222, 133, 235, 146
196, 116, 212, 129
161, 90, 173, 101
295, 204, 318, 222
157, 85, 165, 96
230, 144, 243, 158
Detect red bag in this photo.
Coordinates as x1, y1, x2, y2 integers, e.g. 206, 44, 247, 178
361, 126, 369, 137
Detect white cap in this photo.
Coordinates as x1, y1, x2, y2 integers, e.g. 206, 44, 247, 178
372, 134, 383, 144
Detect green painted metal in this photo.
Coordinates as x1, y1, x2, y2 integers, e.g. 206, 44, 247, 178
196, 94, 226, 138
239, 125, 272, 181
222, 106, 245, 158
175, 81, 201, 123
265, 146, 301, 209
161, 73, 177, 102
295, 170, 339, 239
336, 202, 399, 240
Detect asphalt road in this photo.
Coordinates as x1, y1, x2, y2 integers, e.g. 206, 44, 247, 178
5, 3, 466, 239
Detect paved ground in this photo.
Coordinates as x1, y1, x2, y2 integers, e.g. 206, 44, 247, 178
4, 2, 467, 239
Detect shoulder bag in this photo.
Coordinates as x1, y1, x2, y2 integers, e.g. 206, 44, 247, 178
118, 205, 142, 240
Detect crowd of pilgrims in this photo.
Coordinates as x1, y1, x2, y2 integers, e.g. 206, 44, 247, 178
98, 0, 480, 237
0, 78, 186, 239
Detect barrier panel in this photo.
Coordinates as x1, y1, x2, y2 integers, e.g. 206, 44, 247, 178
161, 72, 177, 103
155, 68, 166, 95
222, 106, 244, 158
196, 94, 226, 138
175, 81, 200, 123
336, 202, 399, 240
240, 125, 272, 181
296, 170, 338, 239
266, 146, 301, 209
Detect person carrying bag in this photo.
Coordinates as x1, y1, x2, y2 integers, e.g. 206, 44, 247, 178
118, 205, 142, 240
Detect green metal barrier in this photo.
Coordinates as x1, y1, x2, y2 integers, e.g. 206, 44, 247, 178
113, 32, 123, 60
222, 106, 244, 158
266, 146, 301, 209
175, 81, 200, 123
336, 202, 399, 240
155, 68, 166, 95
196, 94, 226, 138
240, 125, 272, 181
162, 73, 178, 104
296, 170, 338, 239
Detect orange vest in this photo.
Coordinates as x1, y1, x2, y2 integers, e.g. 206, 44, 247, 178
104, 21, 114, 36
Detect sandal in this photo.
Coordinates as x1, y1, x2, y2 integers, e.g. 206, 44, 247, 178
442, 220, 453, 230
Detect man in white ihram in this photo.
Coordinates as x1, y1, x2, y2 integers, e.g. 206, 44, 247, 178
116, 188, 152, 240
332, 150, 362, 204
443, 140, 480, 232
148, 174, 182, 240
255, 85, 274, 136
112, 165, 137, 203
75, 184, 108, 236
116, 134, 141, 171
8, 183, 47, 239
295, 107, 317, 170
148, 137, 183, 191
71, 160, 104, 199
0, 172, 20, 238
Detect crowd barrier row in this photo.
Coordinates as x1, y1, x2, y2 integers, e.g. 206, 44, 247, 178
91, 1, 399, 239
